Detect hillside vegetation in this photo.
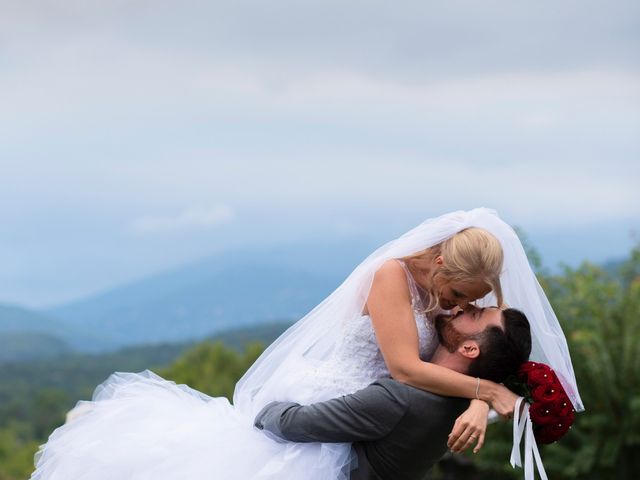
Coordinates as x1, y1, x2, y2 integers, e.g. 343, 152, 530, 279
1, 244, 639, 479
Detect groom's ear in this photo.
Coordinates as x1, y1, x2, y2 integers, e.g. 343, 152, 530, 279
458, 340, 480, 359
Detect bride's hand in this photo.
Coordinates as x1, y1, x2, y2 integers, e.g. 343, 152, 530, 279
447, 399, 489, 454
489, 384, 519, 418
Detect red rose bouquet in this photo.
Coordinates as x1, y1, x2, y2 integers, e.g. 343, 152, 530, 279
507, 361, 575, 444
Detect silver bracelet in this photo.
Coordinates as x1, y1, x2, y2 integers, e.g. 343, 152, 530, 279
475, 377, 481, 400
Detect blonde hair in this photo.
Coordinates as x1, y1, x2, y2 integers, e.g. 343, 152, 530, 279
408, 227, 504, 312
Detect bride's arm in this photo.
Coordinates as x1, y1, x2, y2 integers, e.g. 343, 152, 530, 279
367, 260, 517, 414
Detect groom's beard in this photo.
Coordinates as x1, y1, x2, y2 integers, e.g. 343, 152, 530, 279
435, 314, 466, 353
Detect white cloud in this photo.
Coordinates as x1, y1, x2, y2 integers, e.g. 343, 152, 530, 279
1, 0, 639, 306
131, 204, 235, 234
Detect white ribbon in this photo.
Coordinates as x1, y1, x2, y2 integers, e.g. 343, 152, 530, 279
510, 397, 548, 480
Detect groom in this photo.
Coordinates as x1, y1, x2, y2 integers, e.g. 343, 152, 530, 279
254, 306, 532, 480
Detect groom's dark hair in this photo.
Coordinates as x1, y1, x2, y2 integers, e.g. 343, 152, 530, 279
467, 308, 532, 383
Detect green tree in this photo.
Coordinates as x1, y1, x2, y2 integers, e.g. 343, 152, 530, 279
31, 389, 69, 439
554, 251, 640, 478
160, 341, 264, 399
470, 245, 640, 479
0, 424, 41, 480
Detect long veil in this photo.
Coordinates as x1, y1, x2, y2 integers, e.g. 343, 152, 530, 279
233, 208, 584, 417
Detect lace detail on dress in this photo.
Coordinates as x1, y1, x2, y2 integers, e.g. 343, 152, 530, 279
396, 259, 439, 363
294, 259, 439, 403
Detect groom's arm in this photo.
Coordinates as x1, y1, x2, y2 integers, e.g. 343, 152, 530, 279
254, 379, 408, 443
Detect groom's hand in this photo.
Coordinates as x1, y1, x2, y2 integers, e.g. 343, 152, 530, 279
447, 399, 489, 454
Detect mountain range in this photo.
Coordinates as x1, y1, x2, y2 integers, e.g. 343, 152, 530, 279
1, 240, 378, 357
2, 235, 631, 361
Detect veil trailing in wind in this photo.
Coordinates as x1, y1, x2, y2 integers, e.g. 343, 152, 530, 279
30, 208, 582, 480
233, 208, 584, 417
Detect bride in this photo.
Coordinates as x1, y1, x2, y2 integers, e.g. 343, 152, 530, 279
30, 208, 583, 479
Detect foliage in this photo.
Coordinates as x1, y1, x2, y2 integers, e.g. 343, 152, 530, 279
0, 426, 40, 480
0, 324, 282, 480
160, 341, 264, 400
470, 244, 640, 479
0, 245, 638, 479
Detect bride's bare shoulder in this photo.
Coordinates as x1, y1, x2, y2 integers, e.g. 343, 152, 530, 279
365, 259, 410, 314
373, 259, 407, 285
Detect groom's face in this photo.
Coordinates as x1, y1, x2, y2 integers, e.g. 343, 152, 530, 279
435, 305, 503, 352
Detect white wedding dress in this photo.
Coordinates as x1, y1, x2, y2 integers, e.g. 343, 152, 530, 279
31, 208, 584, 480
31, 261, 439, 480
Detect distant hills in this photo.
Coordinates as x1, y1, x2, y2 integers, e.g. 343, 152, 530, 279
47, 264, 337, 349
5, 235, 627, 360
0, 303, 124, 356
0, 304, 65, 335
0, 321, 291, 419
0, 304, 79, 361
1, 240, 377, 357
0, 332, 72, 362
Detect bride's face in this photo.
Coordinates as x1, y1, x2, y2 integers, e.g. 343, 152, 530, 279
434, 277, 491, 311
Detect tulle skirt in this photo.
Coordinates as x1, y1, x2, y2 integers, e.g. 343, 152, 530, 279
30, 371, 354, 480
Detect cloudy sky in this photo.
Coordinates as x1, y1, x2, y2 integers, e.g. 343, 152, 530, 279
1, 0, 639, 307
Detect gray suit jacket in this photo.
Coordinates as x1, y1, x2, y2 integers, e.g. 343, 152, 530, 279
254, 378, 468, 480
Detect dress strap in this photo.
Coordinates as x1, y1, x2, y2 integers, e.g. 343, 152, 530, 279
395, 259, 424, 311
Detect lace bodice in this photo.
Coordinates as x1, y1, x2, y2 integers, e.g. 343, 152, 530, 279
297, 259, 439, 402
